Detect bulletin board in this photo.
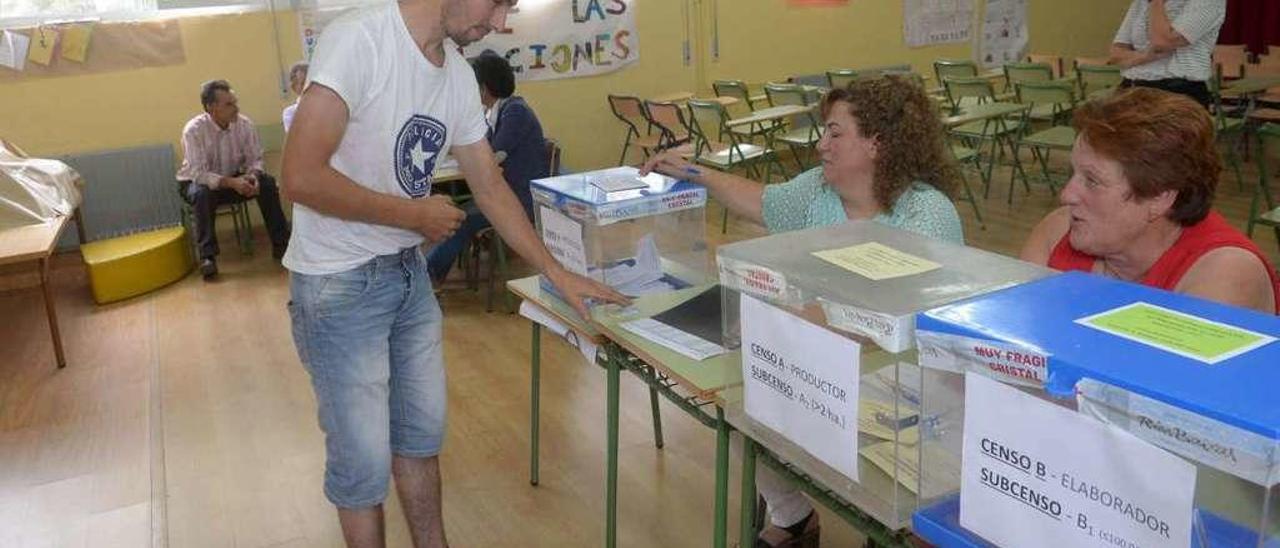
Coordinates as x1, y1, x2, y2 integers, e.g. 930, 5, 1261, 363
0, 19, 185, 83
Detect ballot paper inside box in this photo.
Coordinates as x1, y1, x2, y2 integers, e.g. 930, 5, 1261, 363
912, 272, 1280, 548
532, 166, 710, 296
716, 221, 1052, 528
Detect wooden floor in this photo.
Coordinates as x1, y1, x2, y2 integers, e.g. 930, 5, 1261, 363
0, 157, 1275, 547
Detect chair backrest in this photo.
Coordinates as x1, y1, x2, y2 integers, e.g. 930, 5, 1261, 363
1214, 44, 1249, 80
945, 76, 996, 101
826, 69, 858, 90
1027, 54, 1064, 78
1015, 80, 1077, 125
712, 79, 752, 107
1258, 124, 1280, 183
644, 100, 692, 146
1073, 56, 1109, 71
607, 94, 649, 136
1257, 52, 1280, 69
1004, 62, 1054, 86
934, 59, 978, 82
544, 138, 561, 177
764, 83, 808, 107
858, 63, 913, 77
686, 99, 730, 150
1076, 64, 1123, 95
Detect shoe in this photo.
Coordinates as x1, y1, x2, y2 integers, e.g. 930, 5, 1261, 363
272, 243, 288, 260
755, 510, 819, 548
199, 257, 218, 279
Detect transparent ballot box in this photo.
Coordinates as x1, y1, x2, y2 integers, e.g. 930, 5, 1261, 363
715, 221, 1051, 528
912, 272, 1280, 548
531, 166, 710, 296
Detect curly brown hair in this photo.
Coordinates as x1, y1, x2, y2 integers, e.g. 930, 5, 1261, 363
820, 75, 961, 210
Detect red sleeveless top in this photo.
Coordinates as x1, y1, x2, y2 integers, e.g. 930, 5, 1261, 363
1048, 211, 1280, 313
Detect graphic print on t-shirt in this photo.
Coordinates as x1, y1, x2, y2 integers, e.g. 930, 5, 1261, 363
394, 114, 448, 198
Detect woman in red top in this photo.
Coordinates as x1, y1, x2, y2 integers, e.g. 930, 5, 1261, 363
1021, 87, 1278, 314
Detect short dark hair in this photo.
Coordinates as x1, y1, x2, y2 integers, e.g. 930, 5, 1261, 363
289, 61, 309, 81
200, 79, 231, 108
471, 52, 515, 99
1073, 87, 1219, 226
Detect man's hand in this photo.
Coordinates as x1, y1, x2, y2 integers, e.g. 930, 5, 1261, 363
412, 194, 466, 243
224, 176, 259, 197
544, 265, 630, 319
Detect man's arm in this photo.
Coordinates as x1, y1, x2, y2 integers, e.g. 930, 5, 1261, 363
280, 83, 463, 242
1147, 0, 1192, 52
452, 139, 627, 317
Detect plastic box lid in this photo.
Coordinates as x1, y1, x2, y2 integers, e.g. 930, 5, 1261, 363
530, 166, 706, 225
916, 271, 1280, 439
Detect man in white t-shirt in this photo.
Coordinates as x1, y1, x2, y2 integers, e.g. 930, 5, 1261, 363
280, 1, 626, 546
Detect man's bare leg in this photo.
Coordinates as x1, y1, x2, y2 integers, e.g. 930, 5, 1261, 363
338, 506, 385, 548
393, 455, 448, 548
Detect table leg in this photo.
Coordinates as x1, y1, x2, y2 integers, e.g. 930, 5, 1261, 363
648, 367, 664, 449
530, 322, 541, 486
740, 435, 758, 548
606, 347, 620, 548
714, 406, 730, 548
39, 257, 66, 369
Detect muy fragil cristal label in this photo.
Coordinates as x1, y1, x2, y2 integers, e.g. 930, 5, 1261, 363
916, 330, 1049, 388
1076, 378, 1280, 487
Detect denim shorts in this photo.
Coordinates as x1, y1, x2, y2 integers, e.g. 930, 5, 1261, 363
287, 247, 446, 509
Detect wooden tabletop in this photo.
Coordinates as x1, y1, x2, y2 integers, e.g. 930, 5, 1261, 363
1223, 76, 1280, 95
508, 275, 603, 343
726, 104, 815, 128
650, 91, 695, 103
940, 102, 1029, 127
0, 216, 70, 266
591, 283, 743, 399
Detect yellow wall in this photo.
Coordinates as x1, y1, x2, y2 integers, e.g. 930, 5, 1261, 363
0, 0, 1127, 171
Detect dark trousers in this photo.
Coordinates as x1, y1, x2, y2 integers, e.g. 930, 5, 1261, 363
178, 173, 290, 260
425, 202, 491, 282
1121, 78, 1212, 109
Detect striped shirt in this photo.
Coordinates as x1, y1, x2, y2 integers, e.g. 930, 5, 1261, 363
1113, 0, 1225, 82
176, 113, 264, 189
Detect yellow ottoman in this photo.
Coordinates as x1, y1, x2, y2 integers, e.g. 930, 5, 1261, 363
80, 226, 192, 304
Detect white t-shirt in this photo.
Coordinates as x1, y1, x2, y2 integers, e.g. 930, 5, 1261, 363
1113, 0, 1225, 82
283, 3, 488, 275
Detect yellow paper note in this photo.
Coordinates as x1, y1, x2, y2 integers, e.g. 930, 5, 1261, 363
26, 27, 58, 66
812, 242, 941, 281
60, 24, 92, 63
860, 441, 960, 497
857, 399, 919, 445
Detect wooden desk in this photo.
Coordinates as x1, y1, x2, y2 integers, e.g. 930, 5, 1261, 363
0, 214, 77, 368
650, 91, 695, 103
726, 104, 815, 128
1223, 76, 1280, 95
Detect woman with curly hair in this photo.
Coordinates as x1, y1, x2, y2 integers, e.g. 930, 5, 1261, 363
642, 74, 963, 247
643, 74, 964, 547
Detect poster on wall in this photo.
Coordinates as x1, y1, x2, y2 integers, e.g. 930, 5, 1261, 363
904, 0, 973, 48
297, 0, 639, 82
462, 0, 639, 82
978, 0, 1027, 68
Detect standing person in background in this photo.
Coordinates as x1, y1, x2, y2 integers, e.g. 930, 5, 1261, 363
1108, 0, 1225, 108
283, 61, 309, 132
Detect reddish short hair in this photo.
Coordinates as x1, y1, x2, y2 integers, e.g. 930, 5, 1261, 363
1072, 87, 1220, 225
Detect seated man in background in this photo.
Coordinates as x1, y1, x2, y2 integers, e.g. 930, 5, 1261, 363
1022, 87, 1278, 314
426, 52, 549, 284
283, 61, 308, 132
177, 79, 291, 279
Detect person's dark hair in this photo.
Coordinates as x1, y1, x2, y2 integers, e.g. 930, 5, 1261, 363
1072, 87, 1219, 226
819, 74, 961, 209
471, 52, 515, 99
200, 79, 231, 108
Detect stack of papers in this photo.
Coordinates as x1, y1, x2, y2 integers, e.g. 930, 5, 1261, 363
597, 234, 679, 296
620, 318, 727, 361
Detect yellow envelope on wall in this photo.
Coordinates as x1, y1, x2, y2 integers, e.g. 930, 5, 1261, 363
27, 27, 58, 66
60, 24, 92, 63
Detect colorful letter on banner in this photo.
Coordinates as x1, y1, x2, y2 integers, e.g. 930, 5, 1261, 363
462, 0, 639, 82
